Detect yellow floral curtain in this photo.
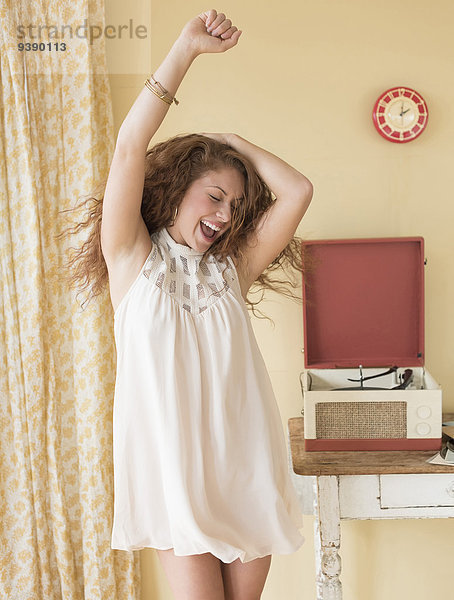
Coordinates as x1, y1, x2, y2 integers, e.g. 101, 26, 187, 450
0, 1, 140, 598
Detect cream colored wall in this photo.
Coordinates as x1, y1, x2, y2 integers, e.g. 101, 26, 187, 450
106, 1, 454, 598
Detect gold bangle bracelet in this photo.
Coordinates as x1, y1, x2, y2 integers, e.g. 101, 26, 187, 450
144, 79, 172, 105
144, 75, 179, 106
149, 74, 168, 95
150, 73, 179, 105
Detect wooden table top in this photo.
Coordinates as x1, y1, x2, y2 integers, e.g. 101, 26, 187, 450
288, 414, 454, 476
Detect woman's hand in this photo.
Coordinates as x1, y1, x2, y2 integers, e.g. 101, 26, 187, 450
178, 10, 242, 58
200, 132, 235, 146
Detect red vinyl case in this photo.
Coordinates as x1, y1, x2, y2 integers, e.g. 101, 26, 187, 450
301, 237, 442, 452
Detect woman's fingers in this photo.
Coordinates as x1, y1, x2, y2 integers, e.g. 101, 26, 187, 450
220, 28, 242, 48
209, 17, 231, 36
191, 9, 241, 54
206, 11, 226, 33
199, 132, 231, 145
203, 9, 218, 29
219, 26, 238, 40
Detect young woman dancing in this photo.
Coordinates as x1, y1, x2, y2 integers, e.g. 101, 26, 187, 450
76, 9, 313, 600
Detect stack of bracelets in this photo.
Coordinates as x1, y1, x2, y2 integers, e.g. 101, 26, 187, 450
144, 74, 179, 106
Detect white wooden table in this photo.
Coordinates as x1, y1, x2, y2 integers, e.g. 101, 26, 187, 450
288, 415, 454, 600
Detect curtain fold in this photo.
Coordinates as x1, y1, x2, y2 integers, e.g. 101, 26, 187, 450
0, 1, 140, 598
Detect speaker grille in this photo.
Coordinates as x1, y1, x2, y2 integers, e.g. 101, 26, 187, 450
315, 402, 407, 439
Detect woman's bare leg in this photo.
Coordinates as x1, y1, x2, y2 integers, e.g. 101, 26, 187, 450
156, 548, 225, 600
220, 555, 272, 600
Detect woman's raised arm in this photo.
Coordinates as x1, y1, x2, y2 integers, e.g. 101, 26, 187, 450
101, 10, 241, 273
116, 11, 241, 153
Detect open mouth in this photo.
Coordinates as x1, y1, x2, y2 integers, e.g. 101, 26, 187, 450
200, 220, 221, 241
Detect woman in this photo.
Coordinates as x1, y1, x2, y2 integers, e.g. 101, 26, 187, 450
77, 9, 313, 600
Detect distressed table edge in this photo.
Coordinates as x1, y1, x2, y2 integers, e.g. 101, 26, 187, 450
288, 416, 454, 476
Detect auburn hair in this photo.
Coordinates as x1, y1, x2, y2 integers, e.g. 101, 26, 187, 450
62, 133, 305, 313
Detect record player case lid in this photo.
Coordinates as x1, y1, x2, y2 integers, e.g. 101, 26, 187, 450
301, 237, 425, 369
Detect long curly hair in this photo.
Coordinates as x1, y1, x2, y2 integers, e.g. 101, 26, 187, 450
63, 133, 306, 313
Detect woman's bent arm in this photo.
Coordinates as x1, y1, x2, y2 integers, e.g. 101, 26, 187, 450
233, 134, 313, 290
204, 133, 313, 292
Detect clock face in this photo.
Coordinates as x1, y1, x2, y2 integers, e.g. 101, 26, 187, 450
373, 87, 428, 143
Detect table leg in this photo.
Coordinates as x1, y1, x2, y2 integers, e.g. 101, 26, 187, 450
314, 475, 342, 600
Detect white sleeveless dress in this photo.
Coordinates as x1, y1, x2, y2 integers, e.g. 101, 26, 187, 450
111, 227, 304, 563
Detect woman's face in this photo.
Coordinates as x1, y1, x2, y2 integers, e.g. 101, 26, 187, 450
167, 167, 245, 252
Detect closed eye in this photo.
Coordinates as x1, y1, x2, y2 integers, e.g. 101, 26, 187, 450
209, 194, 222, 202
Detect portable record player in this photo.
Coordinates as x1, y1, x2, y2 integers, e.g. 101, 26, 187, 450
301, 237, 442, 452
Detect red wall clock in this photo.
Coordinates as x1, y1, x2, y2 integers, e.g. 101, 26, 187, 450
372, 87, 428, 143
